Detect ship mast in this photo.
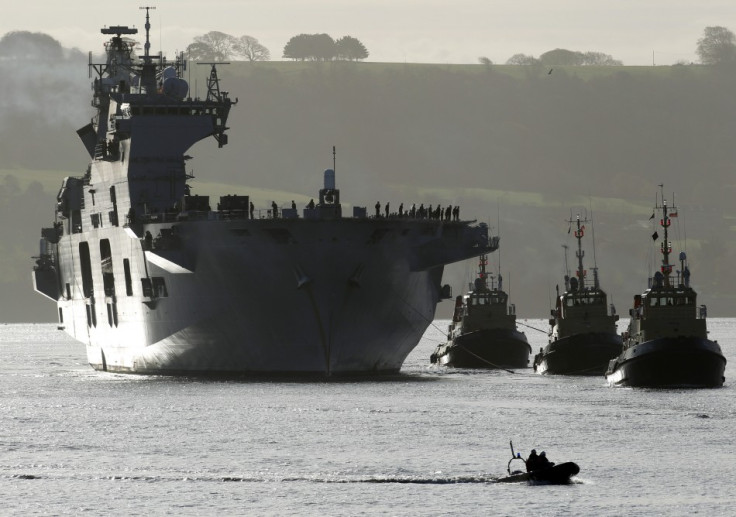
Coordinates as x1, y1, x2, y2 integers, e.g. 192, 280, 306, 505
564, 213, 588, 291
657, 184, 675, 287
477, 255, 489, 291
139, 6, 158, 94
573, 215, 586, 289
562, 244, 570, 291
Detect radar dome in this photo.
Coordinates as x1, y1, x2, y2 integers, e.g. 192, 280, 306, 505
323, 169, 335, 190
162, 66, 177, 81
163, 77, 189, 100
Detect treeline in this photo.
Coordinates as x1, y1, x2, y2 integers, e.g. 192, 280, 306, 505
282, 34, 368, 61
505, 48, 623, 66
186, 31, 369, 62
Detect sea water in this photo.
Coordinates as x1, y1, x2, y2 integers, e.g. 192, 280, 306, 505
1, 320, 735, 516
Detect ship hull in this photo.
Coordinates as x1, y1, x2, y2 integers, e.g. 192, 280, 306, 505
533, 332, 623, 376
432, 328, 531, 369
51, 218, 490, 375
605, 337, 726, 388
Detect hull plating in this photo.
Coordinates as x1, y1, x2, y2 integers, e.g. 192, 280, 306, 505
533, 332, 623, 376
605, 337, 726, 388
56, 218, 487, 375
433, 328, 531, 369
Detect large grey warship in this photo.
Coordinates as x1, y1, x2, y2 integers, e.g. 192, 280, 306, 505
31, 11, 495, 375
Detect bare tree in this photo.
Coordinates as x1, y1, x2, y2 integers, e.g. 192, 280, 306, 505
235, 35, 270, 62
505, 53, 539, 65
581, 51, 622, 66
186, 31, 236, 61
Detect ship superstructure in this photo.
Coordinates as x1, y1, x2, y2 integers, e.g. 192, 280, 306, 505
32, 11, 496, 375
533, 214, 621, 375
605, 187, 725, 388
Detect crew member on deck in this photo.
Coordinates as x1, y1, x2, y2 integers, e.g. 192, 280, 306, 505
526, 449, 539, 472
538, 451, 554, 468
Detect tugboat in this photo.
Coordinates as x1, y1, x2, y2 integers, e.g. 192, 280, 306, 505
30, 10, 496, 376
430, 254, 530, 368
605, 187, 726, 388
533, 214, 622, 375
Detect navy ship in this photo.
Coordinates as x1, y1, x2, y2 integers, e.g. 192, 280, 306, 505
430, 254, 530, 369
533, 214, 621, 375
31, 11, 496, 375
605, 188, 726, 388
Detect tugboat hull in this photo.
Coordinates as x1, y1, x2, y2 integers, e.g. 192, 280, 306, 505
534, 332, 623, 375
433, 328, 530, 369
605, 337, 726, 388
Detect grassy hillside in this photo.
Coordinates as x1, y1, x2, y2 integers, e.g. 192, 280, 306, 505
3, 59, 736, 321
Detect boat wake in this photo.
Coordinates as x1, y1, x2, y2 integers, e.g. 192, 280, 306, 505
7, 471, 585, 485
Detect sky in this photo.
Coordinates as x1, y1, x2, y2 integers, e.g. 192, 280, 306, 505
2, 1, 735, 65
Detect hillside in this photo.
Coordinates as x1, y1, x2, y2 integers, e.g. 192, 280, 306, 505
2, 58, 736, 321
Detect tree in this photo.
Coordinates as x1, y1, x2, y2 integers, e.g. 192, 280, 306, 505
283, 34, 311, 60
283, 33, 336, 61
186, 31, 235, 61
307, 34, 336, 61
0, 31, 65, 60
539, 48, 584, 66
505, 53, 539, 65
335, 36, 368, 61
186, 31, 271, 62
581, 51, 622, 66
234, 35, 270, 61
696, 26, 736, 65
538, 48, 621, 66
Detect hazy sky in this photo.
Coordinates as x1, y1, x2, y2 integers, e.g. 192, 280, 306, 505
3, 1, 735, 65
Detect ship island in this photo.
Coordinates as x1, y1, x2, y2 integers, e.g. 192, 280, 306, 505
31, 10, 496, 376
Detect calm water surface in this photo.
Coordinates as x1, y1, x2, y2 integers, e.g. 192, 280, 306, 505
1, 320, 735, 516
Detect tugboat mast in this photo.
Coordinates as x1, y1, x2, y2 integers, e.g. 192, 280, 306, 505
572, 215, 586, 289
477, 255, 489, 291
564, 213, 589, 291
561, 244, 570, 292
656, 184, 676, 287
